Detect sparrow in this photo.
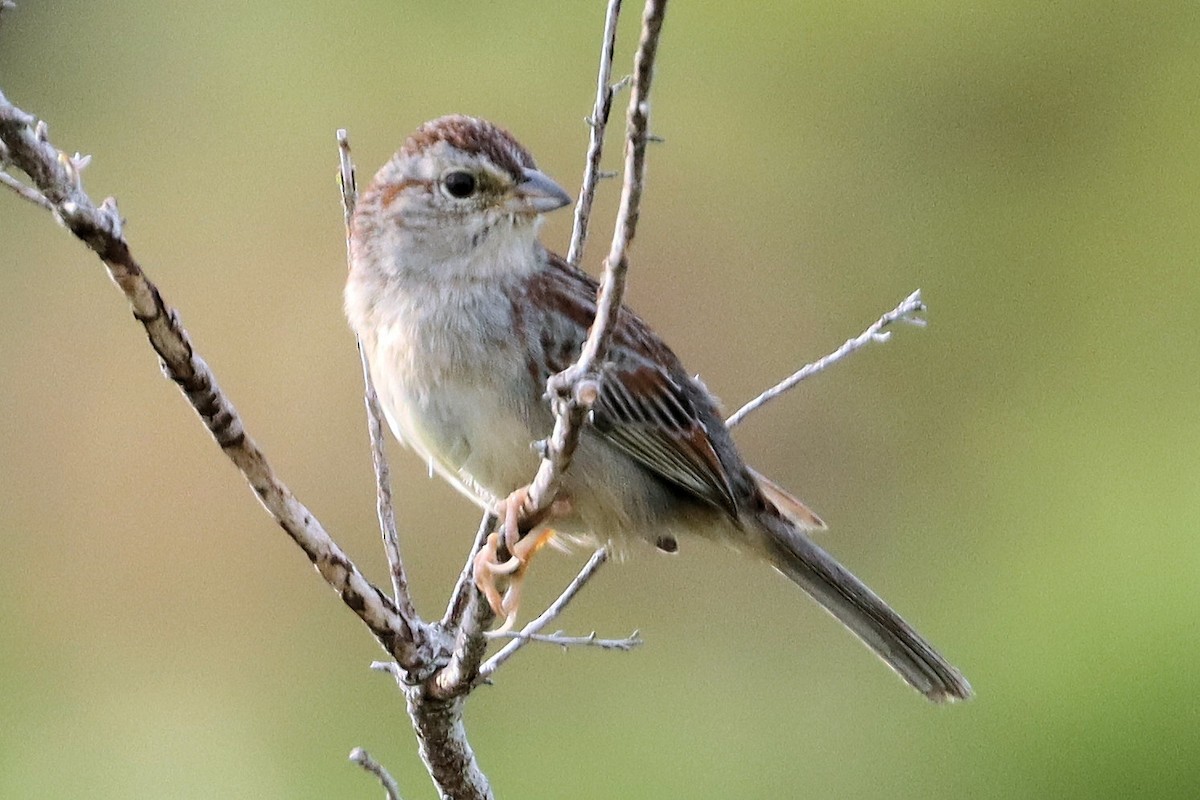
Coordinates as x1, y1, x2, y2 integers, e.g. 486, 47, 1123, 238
345, 115, 971, 702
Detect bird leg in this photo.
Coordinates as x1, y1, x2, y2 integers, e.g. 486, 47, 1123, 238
472, 486, 571, 631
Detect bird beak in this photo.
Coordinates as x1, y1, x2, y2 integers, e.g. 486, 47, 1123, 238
512, 168, 573, 214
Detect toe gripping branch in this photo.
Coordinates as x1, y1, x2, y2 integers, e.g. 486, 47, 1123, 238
472, 486, 563, 632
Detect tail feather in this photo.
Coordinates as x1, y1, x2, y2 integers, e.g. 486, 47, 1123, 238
757, 512, 972, 703
749, 467, 826, 531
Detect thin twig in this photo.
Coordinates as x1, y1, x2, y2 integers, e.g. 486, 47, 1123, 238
468, 0, 643, 638
566, 0, 623, 267
486, 629, 642, 651
349, 748, 404, 800
479, 547, 614, 678
725, 289, 928, 428
519, 0, 668, 532
334, 130, 490, 795
337, 129, 417, 620
441, 512, 497, 629
0, 90, 439, 675
0, 169, 51, 209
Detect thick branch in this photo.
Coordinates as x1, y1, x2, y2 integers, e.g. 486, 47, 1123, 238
404, 690, 492, 800
0, 90, 437, 674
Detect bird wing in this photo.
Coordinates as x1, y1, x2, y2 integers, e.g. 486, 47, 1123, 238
533, 254, 739, 517
588, 359, 738, 516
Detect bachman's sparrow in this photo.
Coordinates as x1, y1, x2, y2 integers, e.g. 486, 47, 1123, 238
345, 115, 971, 702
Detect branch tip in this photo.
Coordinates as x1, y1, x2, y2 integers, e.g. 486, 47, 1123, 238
725, 288, 930, 429
487, 628, 643, 653
349, 748, 404, 800
566, 0, 626, 267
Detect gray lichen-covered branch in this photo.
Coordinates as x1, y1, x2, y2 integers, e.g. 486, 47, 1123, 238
0, 90, 444, 675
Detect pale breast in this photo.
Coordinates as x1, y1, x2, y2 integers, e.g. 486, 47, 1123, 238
365, 302, 547, 508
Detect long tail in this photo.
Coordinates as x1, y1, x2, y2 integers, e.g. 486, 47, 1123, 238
757, 512, 972, 703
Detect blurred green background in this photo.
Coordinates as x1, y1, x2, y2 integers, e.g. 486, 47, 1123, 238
2, 1, 1198, 797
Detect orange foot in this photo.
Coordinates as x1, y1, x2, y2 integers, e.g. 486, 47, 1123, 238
472, 486, 570, 632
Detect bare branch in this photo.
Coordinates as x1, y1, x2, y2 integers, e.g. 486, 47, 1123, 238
480, 548, 621, 678
0, 89, 439, 674
486, 629, 642, 652
0, 168, 52, 209
566, 0, 623, 266
365, 654, 494, 799
431, 588, 495, 700
349, 748, 404, 800
428, 515, 497, 700
441, 512, 497, 629
518, 0, 669, 534
438, 0, 668, 698
337, 129, 418, 621
403, 686, 493, 800
334, 130, 493, 796
725, 289, 928, 429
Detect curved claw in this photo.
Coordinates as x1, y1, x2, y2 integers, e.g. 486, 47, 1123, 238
500, 486, 530, 557
472, 532, 510, 619
472, 487, 574, 628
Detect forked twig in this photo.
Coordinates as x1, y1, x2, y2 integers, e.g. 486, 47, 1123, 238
459, 0, 668, 663
455, 0, 631, 643
480, 547, 615, 677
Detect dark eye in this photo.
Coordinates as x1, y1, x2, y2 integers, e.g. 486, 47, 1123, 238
443, 171, 477, 199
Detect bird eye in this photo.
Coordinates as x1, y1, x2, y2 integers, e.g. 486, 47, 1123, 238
442, 171, 477, 199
